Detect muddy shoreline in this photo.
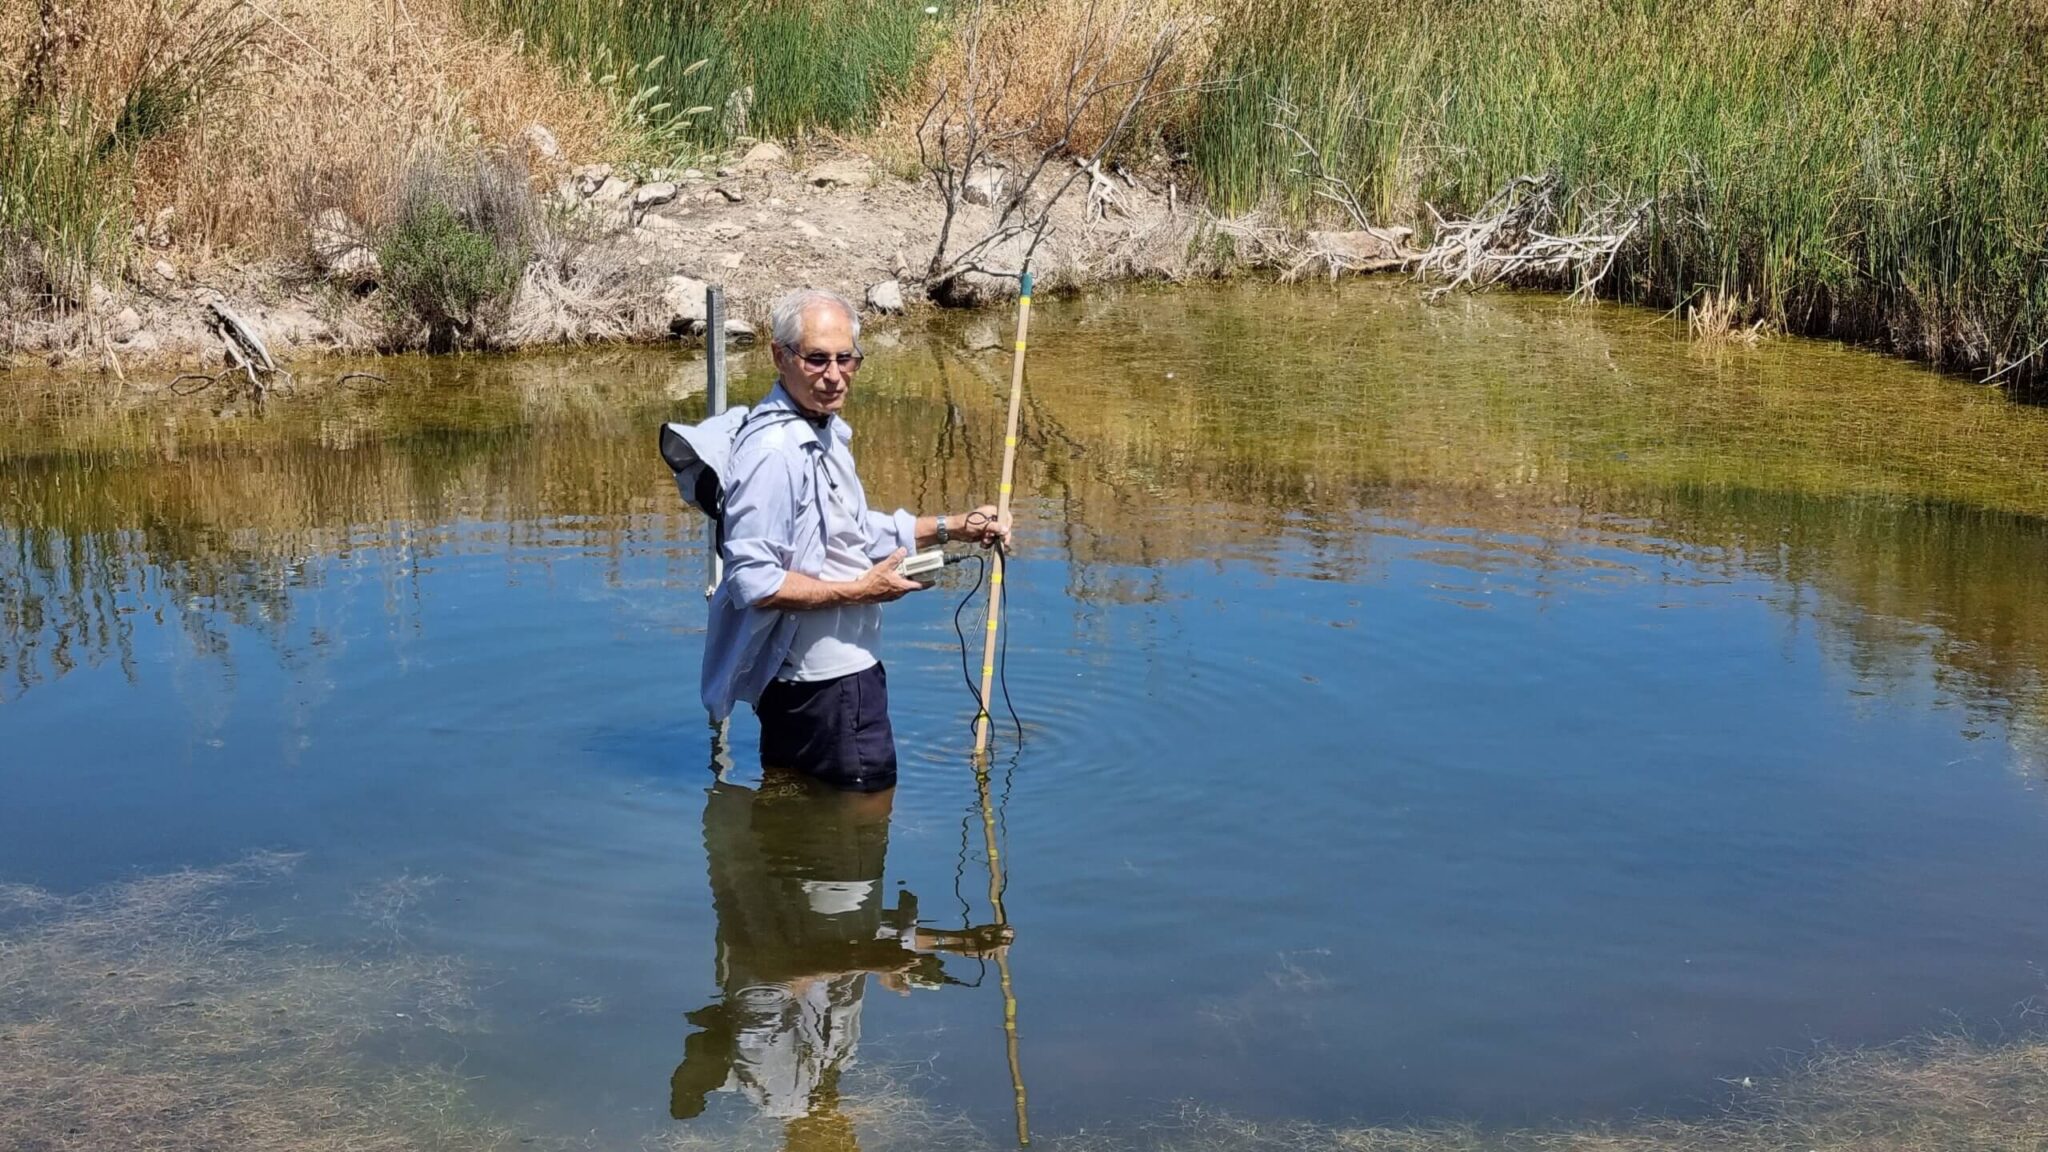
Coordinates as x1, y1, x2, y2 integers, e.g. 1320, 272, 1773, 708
8, 140, 1395, 382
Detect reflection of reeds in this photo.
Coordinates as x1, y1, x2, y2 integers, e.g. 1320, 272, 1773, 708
0, 854, 504, 1152
8, 296, 2048, 734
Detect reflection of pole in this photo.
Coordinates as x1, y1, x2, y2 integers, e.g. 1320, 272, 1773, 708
977, 764, 1029, 1146
707, 285, 730, 751
974, 274, 1032, 758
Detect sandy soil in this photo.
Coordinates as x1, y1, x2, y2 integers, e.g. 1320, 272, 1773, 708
9, 139, 1283, 381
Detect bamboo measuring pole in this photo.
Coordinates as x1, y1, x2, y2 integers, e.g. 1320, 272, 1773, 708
977, 764, 1030, 1145
973, 273, 1032, 757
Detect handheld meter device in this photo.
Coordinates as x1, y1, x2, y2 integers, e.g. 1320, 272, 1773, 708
899, 549, 947, 581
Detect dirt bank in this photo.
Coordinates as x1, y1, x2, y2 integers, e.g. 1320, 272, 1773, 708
8, 137, 1396, 384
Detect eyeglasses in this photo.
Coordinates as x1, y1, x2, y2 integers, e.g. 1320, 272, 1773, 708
782, 345, 865, 373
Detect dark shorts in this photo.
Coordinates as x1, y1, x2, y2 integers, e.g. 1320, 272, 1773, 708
754, 662, 898, 792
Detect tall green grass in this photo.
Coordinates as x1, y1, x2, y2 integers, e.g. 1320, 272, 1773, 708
1, 0, 258, 316
1190, 0, 2048, 383
462, 0, 933, 155
0, 107, 130, 311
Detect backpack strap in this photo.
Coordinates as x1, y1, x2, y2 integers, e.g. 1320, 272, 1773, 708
717, 410, 834, 561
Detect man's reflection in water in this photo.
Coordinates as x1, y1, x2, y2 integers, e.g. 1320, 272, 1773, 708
672, 768, 1010, 1147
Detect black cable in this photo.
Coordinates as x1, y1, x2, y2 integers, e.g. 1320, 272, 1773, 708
952, 550, 990, 736
948, 545, 1024, 748
993, 544, 1023, 745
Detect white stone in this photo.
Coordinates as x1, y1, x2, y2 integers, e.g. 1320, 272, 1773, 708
308, 208, 379, 282
738, 141, 787, 171
718, 252, 744, 270
525, 123, 561, 161
866, 279, 904, 314
805, 160, 868, 189
153, 260, 177, 282
664, 275, 712, 331
724, 318, 757, 345
963, 164, 1008, 207
964, 321, 999, 351
633, 182, 679, 209
108, 307, 143, 343
682, 168, 706, 181
554, 176, 582, 206
724, 86, 756, 137
793, 219, 825, 241
592, 176, 633, 202
640, 212, 683, 233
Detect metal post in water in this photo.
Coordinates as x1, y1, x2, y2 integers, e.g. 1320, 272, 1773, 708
704, 284, 728, 599
706, 285, 731, 751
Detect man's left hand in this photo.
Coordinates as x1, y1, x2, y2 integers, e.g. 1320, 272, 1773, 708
961, 504, 1010, 548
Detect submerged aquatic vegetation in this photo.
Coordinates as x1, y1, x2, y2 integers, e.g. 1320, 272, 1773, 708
0, 853, 505, 1152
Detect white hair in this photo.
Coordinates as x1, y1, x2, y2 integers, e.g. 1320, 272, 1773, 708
769, 289, 861, 348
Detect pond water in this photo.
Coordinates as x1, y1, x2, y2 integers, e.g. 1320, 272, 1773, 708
8, 282, 2048, 1146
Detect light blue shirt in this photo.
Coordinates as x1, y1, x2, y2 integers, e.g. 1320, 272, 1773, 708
701, 385, 918, 720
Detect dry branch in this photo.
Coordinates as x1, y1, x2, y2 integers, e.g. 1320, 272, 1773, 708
1416, 174, 1647, 302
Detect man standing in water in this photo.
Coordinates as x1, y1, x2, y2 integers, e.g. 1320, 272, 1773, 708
703, 289, 1005, 791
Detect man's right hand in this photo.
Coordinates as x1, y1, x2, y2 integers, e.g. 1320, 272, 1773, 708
853, 549, 926, 603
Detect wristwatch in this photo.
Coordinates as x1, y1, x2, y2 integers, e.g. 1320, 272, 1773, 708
935, 516, 951, 546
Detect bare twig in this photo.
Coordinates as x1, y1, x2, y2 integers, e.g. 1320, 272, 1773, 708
1414, 174, 1646, 301
917, 0, 1186, 297
1981, 337, 2048, 386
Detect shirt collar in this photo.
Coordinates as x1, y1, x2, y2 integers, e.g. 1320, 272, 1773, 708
762, 383, 854, 445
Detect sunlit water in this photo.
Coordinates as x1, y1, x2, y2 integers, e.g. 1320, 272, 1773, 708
8, 282, 2048, 1144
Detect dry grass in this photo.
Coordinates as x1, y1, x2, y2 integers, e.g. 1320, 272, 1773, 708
0, 852, 509, 1152
881, 0, 1215, 167
172, 0, 625, 252
1688, 290, 1773, 349
0, 0, 623, 263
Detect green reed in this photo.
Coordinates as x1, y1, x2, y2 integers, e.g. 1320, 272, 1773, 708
0, 107, 127, 313
1188, 0, 2048, 384
1, 0, 258, 319
462, 0, 932, 155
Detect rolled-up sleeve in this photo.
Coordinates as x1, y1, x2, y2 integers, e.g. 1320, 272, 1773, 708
721, 445, 800, 608
862, 508, 918, 561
